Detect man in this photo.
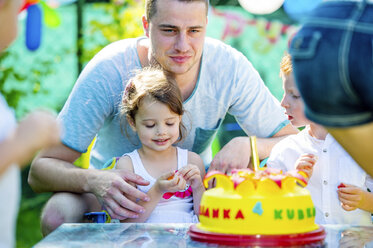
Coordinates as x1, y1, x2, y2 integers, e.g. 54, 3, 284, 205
29, 0, 297, 235
289, 0, 373, 177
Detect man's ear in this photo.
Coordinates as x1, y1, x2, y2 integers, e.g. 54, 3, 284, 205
142, 15, 150, 37
127, 116, 137, 132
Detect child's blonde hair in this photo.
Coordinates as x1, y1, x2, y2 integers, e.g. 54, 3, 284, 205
280, 52, 293, 78
121, 67, 186, 141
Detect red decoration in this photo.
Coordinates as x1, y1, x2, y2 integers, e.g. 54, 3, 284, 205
337, 183, 346, 189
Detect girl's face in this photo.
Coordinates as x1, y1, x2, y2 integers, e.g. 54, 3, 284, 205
129, 95, 181, 152
0, 0, 22, 51
280, 72, 310, 128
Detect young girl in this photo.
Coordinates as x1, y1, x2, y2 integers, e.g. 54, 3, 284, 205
267, 53, 373, 225
106, 67, 205, 223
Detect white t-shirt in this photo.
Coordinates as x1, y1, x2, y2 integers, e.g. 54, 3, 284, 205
0, 95, 20, 248
267, 126, 373, 225
58, 37, 288, 169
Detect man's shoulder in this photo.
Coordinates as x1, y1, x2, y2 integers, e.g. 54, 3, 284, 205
204, 37, 238, 53
203, 37, 247, 66
84, 37, 141, 74
94, 37, 139, 61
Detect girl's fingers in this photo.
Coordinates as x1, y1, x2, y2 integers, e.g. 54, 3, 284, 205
183, 169, 199, 181
171, 176, 185, 191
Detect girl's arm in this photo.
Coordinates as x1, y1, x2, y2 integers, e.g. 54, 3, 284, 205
117, 157, 188, 222
179, 152, 205, 215
337, 183, 373, 213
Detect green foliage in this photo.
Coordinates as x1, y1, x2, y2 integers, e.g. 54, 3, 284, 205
0, 51, 27, 110
16, 193, 51, 248
0, 50, 55, 118
83, 0, 144, 63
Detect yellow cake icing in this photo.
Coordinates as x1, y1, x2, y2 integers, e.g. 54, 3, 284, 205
197, 168, 319, 235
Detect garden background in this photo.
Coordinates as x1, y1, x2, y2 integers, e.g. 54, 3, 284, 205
0, 0, 314, 246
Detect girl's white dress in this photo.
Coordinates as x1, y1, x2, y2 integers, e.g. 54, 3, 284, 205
121, 147, 198, 223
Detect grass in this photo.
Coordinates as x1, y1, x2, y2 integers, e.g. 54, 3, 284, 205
16, 194, 50, 248
16, 167, 51, 248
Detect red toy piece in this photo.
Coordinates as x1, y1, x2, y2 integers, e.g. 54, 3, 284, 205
337, 183, 346, 189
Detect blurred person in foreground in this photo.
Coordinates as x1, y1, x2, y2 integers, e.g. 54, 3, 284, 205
0, 0, 60, 247
290, 0, 373, 177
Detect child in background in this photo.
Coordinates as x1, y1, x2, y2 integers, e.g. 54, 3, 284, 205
0, 0, 60, 247
267, 53, 373, 225
105, 67, 205, 223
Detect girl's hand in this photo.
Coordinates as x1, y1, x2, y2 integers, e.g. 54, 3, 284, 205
295, 153, 317, 182
337, 183, 366, 211
155, 171, 187, 193
178, 164, 203, 190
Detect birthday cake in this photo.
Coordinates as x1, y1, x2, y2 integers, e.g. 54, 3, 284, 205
196, 168, 318, 235
190, 168, 326, 246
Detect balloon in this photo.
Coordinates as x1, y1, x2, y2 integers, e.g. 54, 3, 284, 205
283, 0, 322, 22
19, 0, 40, 13
238, 0, 284, 15
40, 1, 61, 28
26, 4, 42, 51
45, 0, 77, 7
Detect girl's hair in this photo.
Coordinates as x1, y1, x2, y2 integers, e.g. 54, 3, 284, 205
121, 67, 186, 141
279, 52, 293, 78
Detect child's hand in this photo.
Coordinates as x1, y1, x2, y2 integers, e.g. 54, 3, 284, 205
337, 183, 366, 211
155, 171, 187, 193
178, 164, 203, 190
16, 110, 61, 151
14, 110, 60, 167
295, 153, 317, 182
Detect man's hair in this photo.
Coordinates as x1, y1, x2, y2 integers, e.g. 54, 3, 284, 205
121, 66, 186, 141
145, 0, 209, 21
280, 52, 293, 78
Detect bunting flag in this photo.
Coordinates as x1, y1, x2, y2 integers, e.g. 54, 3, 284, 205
211, 7, 298, 54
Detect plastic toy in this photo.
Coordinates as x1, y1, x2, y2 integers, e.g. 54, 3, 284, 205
84, 211, 111, 223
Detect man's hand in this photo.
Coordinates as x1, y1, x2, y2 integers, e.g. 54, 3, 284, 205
15, 110, 61, 167
209, 137, 251, 175
88, 170, 150, 220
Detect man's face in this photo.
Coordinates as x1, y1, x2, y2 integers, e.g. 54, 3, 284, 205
0, 0, 22, 51
143, 0, 207, 76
